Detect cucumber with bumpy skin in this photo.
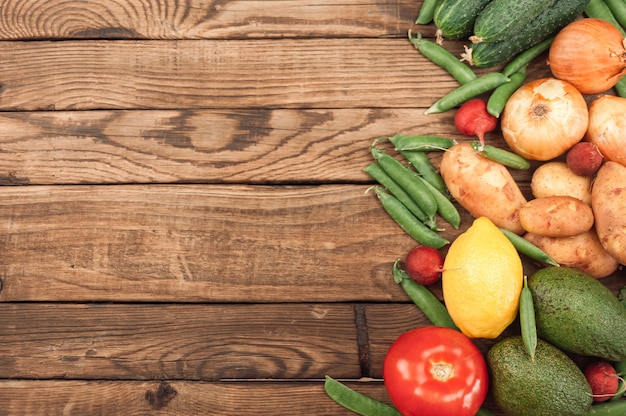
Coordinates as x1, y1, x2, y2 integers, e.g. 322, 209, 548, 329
471, 0, 557, 43
433, 0, 492, 41
465, 0, 590, 68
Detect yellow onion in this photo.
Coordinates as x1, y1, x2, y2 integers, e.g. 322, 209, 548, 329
501, 78, 588, 161
586, 95, 626, 167
548, 18, 626, 94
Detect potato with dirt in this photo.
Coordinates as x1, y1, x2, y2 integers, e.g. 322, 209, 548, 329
524, 230, 619, 279
592, 161, 626, 265
519, 196, 594, 237
440, 143, 527, 234
531, 161, 592, 205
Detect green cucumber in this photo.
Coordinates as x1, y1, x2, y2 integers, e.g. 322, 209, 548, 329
465, 0, 589, 68
433, 0, 493, 41
471, 0, 558, 43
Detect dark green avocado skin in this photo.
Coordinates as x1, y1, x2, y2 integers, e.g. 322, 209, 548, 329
528, 266, 626, 362
488, 336, 592, 416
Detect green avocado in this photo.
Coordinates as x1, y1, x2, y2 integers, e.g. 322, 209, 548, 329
528, 266, 626, 361
488, 336, 592, 416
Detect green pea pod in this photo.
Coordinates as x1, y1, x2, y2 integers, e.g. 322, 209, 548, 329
586, 399, 626, 415
425, 72, 510, 114
392, 261, 459, 330
370, 145, 438, 222
390, 134, 456, 152
364, 163, 437, 230
520, 275, 537, 361
415, 0, 443, 25
499, 227, 560, 267
502, 36, 553, 77
324, 376, 401, 416
371, 187, 449, 249
604, 0, 626, 30
408, 31, 477, 85
487, 68, 527, 118
471, 142, 531, 170
400, 150, 449, 198
417, 176, 461, 229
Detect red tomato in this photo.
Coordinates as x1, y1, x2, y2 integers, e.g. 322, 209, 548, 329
383, 326, 488, 416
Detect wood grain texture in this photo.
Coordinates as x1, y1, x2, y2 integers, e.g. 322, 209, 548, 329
0, 303, 360, 380
0, 0, 424, 40
0, 38, 472, 111
0, 380, 393, 415
0, 109, 459, 185
0, 184, 426, 302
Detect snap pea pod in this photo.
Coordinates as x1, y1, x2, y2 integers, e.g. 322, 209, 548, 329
371, 145, 438, 222
475, 408, 496, 416
415, 0, 442, 25
502, 36, 553, 77
604, 0, 626, 30
487, 67, 527, 118
586, 399, 626, 415
470, 142, 531, 170
520, 275, 537, 361
392, 260, 458, 330
372, 186, 449, 249
398, 149, 449, 198
324, 376, 401, 416
499, 227, 560, 267
425, 72, 510, 114
364, 163, 437, 230
408, 31, 477, 85
417, 176, 461, 229
390, 134, 456, 152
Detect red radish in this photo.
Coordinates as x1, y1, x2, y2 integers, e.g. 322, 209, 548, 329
584, 361, 620, 402
454, 99, 498, 146
404, 245, 444, 285
566, 142, 604, 176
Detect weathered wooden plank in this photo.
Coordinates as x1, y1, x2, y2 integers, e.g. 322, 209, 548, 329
0, 38, 474, 111
0, 379, 394, 415
0, 108, 459, 185
0, 184, 426, 302
0, 0, 426, 40
0, 303, 360, 380
1, 183, 621, 303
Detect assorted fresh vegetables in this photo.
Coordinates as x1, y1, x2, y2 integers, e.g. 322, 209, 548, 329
325, 1, 626, 415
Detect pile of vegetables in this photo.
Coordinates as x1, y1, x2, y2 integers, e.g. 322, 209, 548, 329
324, 1, 626, 415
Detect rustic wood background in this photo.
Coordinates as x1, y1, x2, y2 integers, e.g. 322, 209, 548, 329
0, 1, 623, 414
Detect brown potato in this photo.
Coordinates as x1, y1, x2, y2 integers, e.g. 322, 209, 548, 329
531, 161, 592, 205
440, 143, 527, 234
519, 196, 594, 237
524, 230, 619, 278
591, 161, 626, 265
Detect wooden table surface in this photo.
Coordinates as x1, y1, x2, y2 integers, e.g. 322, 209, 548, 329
0, 1, 624, 414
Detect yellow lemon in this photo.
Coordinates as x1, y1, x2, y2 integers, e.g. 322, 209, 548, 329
442, 216, 523, 339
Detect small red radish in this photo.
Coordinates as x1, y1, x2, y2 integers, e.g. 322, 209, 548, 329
566, 142, 604, 176
584, 361, 620, 403
404, 245, 444, 285
454, 99, 498, 146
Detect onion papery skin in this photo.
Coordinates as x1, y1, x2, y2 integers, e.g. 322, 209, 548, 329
586, 95, 626, 167
548, 18, 626, 95
501, 78, 589, 161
